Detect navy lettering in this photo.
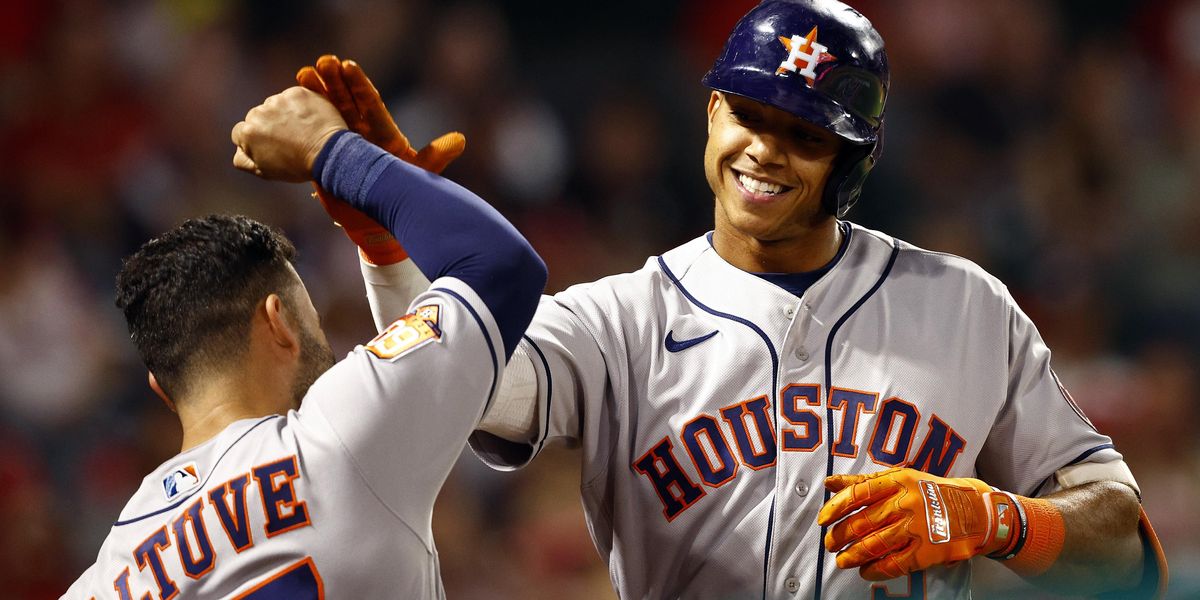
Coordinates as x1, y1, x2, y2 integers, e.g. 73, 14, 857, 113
719, 395, 777, 469
252, 457, 311, 537
172, 498, 215, 578
209, 474, 254, 552
682, 415, 738, 486
635, 385, 969, 522
869, 398, 919, 466
872, 570, 925, 598
633, 438, 705, 521
113, 567, 148, 600
909, 416, 965, 477
830, 388, 878, 457
133, 527, 178, 600
781, 384, 822, 451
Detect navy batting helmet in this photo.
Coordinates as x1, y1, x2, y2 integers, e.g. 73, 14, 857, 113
702, 0, 888, 217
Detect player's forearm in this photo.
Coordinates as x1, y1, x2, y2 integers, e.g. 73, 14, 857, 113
1024, 480, 1144, 595
360, 257, 431, 332
315, 130, 547, 357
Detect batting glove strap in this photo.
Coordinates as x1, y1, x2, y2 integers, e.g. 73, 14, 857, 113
984, 490, 1027, 560
988, 494, 1066, 578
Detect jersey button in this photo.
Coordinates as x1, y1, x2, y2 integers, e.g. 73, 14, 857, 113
795, 482, 809, 496
784, 305, 797, 318
795, 347, 809, 361
785, 577, 800, 593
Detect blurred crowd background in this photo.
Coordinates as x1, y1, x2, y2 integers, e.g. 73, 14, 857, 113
1, 0, 1198, 597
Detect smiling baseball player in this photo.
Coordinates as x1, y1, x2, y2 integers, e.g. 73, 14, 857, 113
62, 78, 545, 598
309, 1, 1168, 597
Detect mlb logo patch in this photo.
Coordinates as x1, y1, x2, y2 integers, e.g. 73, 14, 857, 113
366, 304, 443, 361
163, 463, 201, 501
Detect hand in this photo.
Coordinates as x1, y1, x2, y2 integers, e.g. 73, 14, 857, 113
296, 55, 466, 172
293, 55, 466, 264
817, 467, 1021, 581
231, 87, 347, 182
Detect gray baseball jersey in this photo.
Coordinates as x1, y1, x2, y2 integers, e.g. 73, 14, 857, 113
64, 277, 501, 599
466, 223, 1131, 600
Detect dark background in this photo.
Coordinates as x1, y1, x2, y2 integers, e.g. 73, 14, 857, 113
1, 0, 1197, 597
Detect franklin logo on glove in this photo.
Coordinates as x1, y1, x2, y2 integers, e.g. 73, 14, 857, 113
920, 480, 951, 544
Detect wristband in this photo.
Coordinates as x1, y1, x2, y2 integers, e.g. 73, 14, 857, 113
989, 494, 1065, 577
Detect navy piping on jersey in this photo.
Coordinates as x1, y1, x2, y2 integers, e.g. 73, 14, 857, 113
1030, 443, 1117, 497
113, 415, 279, 526
435, 286, 501, 416
812, 239, 900, 600
748, 222, 852, 299
762, 504, 777, 600
523, 335, 554, 461
656, 255, 781, 600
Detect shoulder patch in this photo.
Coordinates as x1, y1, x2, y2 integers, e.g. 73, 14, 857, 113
365, 304, 443, 361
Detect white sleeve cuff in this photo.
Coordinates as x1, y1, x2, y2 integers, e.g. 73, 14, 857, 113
476, 342, 539, 443
1054, 459, 1140, 497
360, 255, 431, 332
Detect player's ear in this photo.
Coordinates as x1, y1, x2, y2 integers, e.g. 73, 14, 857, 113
706, 91, 722, 134
147, 371, 176, 413
262, 293, 301, 354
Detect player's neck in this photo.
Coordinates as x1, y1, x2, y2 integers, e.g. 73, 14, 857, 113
713, 220, 843, 273
175, 369, 292, 452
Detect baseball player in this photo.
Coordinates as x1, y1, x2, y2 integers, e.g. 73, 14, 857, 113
308, 1, 1169, 597
62, 79, 546, 598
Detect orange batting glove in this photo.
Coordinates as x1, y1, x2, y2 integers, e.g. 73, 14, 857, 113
296, 55, 467, 265
817, 467, 1059, 581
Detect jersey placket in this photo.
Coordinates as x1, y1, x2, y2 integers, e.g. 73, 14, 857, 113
766, 297, 829, 599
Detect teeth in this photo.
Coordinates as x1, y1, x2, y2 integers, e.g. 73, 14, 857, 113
737, 173, 785, 195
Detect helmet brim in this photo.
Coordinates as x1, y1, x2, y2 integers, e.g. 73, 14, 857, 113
703, 67, 877, 145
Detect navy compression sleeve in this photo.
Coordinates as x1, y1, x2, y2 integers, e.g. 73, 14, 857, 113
313, 130, 546, 359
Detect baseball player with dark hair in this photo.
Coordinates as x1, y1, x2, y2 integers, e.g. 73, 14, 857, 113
62, 80, 546, 598
305, 0, 1168, 597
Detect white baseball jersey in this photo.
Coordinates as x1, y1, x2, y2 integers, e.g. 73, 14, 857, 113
461, 223, 1133, 600
64, 277, 502, 600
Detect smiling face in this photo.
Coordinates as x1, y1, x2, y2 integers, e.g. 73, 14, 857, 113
704, 92, 846, 271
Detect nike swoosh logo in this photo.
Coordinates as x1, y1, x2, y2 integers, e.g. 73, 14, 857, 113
665, 330, 719, 353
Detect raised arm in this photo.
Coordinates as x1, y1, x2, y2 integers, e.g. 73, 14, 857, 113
231, 86, 546, 358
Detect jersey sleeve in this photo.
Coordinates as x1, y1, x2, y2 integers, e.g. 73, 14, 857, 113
976, 291, 1125, 497
468, 293, 609, 470
298, 276, 503, 524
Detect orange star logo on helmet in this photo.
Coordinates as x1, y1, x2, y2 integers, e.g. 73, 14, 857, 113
777, 26, 837, 85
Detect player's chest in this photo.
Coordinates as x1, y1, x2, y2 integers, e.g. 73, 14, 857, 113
625, 304, 1003, 523
637, 296, 998, 417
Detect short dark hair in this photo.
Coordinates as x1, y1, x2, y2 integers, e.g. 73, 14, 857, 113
115, 214, 299, 400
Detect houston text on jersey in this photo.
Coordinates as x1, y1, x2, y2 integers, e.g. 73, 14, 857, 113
632, 384, 965, 521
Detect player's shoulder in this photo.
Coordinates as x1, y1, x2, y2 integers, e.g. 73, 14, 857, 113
850, 223, 1010, 297
112, 416, 288, 524
552, 235, 708, 304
